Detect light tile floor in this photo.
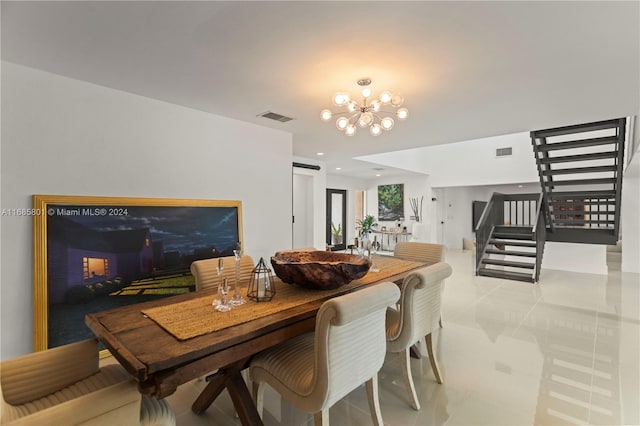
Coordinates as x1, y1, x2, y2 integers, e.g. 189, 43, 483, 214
160, 249, 639, 425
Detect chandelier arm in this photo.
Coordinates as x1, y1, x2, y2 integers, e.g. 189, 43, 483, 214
371, 112, 385, 121
327, 107, 361, 114
347, 112, 361, 123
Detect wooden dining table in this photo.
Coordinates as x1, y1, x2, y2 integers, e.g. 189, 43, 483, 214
85, 255, 426, 426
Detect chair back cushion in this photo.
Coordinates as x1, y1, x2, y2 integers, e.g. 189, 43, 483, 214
190, 255, 255, 291
387, 262, 453, 352
1, 339, 99, 406
394, 242, 445, 265
314, 282, 400, 408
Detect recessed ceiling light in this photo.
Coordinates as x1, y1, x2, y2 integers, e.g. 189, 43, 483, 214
316, 152, 324, 156
518, 185, 523, 188
375, 174, 381, 177
336, 167, 342, 170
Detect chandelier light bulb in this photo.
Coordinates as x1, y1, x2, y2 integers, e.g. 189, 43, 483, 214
345, 124, 357, 136
370, 124, 382, 136
347, 101, 358, 113
381, 116, 395, 130
371, 101, 381, 112
380, 91, 392, 104
396, 108, 409, 120
391, 94, 404, 107
333, 93, 349, 106
320, 109, 333, 121
336, 116, 349, 130
361, 87, 371, 98
358, 112, 374, 128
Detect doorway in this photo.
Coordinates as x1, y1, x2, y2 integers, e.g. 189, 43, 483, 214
326, 188, 347, 251
293, 174, 314, 248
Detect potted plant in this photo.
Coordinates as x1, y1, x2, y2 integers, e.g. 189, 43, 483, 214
356, 215, 377, 238
331, 222, 343, 245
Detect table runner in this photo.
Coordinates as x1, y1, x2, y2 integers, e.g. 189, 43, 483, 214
141, 256, 425, 341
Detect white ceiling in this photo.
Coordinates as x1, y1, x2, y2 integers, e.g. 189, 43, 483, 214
2, 1, 639, 178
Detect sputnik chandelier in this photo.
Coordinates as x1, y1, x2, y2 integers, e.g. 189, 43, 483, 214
320, 78, 408, 136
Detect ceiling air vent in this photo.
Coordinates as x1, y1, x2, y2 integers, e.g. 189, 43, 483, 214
258, 111, 294, 123
496, 147, 513, 157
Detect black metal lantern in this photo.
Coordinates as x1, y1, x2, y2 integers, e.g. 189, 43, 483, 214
247, 257, 276, 302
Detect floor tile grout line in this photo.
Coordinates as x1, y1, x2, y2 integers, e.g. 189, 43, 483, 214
509, 289, 543, 337
440, 272, 506, 322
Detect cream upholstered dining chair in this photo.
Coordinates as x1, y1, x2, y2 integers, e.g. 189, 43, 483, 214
190, 255, 255, 291
385, 262, 453, 410
393, 242, 446, 329
250, 282, 401, 426
1, 338, 175, 426
393, 241, 445, 265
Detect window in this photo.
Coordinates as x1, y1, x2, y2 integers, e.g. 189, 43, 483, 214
84, 257, 109, 281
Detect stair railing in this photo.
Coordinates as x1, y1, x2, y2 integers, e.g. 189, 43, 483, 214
474, 192, 504, 274
532, 192, 546, 282
501, 193, 541, 226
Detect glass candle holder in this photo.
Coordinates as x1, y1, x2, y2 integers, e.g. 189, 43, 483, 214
229, 249, 246, 306
247, 257, 275, 302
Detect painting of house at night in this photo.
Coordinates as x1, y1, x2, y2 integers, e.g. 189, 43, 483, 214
45, 204, 241, 304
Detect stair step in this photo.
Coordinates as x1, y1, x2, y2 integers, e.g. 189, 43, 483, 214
539, 151, 618, 164
494, 225, 533, 231
492, 232, 534, 240
485, 249, 537, 257
544, 178, 617, 187
542, 165, 618, 176
549, 190, 615, 199
478, 268, 535, 283
482, 259, 535, 269
531, 118, 623, 138
489, 239, 537, 247
535, 136, 619, 152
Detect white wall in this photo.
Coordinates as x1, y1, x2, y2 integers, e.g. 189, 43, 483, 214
621, 143, 640, 273
357, 132, 539, 187
542, 242, 608, 275
1, 62, 293, 359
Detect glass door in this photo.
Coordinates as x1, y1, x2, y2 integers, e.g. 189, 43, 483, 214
326, 189, 346, 251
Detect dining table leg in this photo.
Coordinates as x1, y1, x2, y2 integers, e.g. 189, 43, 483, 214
191, 358, 263, 426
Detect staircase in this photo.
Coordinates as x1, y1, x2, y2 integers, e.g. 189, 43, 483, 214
475, 118, 627, 284
475, 194, 545, 283
531, 118, 626, 245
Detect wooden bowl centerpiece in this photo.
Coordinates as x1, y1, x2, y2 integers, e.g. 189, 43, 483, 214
270, 251, 371, 290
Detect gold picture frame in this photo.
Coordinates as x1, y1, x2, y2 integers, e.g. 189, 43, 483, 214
33, 195, 243, 352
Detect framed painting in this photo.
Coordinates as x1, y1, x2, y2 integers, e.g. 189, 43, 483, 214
378, 184, 404, 221
33, 195, 243, 351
